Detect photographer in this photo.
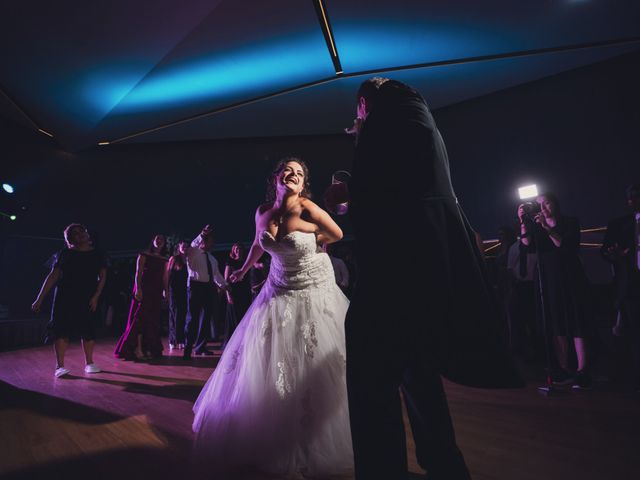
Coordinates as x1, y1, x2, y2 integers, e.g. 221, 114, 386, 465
518, 193, 594, 389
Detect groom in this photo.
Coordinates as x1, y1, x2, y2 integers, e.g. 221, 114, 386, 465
325, 78, 523, 480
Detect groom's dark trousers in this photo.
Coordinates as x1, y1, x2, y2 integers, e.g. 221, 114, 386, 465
346, 271, 471, 480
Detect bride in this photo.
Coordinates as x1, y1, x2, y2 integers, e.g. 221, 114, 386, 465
192, 157, 353, 478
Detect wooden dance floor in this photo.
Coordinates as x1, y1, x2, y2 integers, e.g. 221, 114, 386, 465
0, 338, 638, 480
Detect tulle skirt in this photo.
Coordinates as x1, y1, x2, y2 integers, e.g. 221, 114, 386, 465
192, 279, 353, 478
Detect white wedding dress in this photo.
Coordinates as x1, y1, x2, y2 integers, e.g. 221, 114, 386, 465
192, 230, 353, 478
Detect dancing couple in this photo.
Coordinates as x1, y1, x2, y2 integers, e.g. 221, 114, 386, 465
192, 78, 522, 480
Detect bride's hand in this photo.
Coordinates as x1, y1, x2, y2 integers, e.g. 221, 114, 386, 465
229, 269, 246, 283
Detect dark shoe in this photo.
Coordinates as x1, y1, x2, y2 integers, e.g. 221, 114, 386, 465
196, 349, 215, 356
552, 369, 574, 386
572, 370, 592, 390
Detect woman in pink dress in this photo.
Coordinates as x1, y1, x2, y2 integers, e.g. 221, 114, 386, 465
114, 234, 168, 360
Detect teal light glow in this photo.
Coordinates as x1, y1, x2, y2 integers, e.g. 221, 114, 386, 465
87, 33, 335, 115
82, 67, 157, 120
332, 22, 509, 73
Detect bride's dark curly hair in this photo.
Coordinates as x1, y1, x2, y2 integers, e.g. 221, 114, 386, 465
265, 156, 312, 202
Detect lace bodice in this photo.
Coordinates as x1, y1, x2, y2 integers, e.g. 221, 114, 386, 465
259, 230, 334, 291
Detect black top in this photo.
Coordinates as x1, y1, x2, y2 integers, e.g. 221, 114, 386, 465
54, 248, 108, 297
169, 255, 188, 294
48, 248, 108, 340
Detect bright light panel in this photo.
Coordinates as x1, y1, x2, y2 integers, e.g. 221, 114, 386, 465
518, 184, 538, 200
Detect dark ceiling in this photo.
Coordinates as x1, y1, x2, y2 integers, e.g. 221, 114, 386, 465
1, 0, 639, 151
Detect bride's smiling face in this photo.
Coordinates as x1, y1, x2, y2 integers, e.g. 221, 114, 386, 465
276, 161, 305, 196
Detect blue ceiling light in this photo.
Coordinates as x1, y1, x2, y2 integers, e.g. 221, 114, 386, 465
2, 183, 14, 194
82, 68, 152, 120
87, 32, 335, 115
332, 22, 506, 73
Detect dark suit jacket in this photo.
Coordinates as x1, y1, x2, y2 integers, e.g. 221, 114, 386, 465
601, 214, 640, 303
349, 80, 523, 388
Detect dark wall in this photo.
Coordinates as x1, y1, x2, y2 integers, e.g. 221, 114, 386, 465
3, 133, 355, 249
437, 50, 640, 237
1, 50, 639, 316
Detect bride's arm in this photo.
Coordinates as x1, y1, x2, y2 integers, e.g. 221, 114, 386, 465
230, 206, 267, 282
302, 199, 343, 245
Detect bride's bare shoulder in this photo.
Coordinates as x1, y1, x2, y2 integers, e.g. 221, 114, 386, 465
300, 197, 319, 210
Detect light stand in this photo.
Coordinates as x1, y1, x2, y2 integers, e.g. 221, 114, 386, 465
522, 214, 560, 396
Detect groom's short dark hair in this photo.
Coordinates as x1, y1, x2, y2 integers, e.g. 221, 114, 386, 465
357, 77, 389, 111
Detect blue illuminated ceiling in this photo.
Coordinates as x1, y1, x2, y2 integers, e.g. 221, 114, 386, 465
0, 0, 639, 150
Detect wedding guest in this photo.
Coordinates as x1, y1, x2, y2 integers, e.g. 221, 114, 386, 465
223, 243, 251, 347
32, 224, 108, 377
183, 225, 228, 359
601, 184, 640, 391
167, 240, 188, 350
519, 193, 594, 389
114, 234, 168, 360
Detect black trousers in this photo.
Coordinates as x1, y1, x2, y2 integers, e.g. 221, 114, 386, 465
345, 284, 471, 480
168, 287, 187, 345
184, 281, 216, 352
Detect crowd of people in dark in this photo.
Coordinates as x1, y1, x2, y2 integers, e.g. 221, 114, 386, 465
32, 222, 355, 377
30, 182, 639, 393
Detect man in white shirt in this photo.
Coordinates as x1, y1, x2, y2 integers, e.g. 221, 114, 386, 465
183, 225, 228, 359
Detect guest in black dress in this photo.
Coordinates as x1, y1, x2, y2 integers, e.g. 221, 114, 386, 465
32, 224, 108, 378
222, 243, 251, 347
518, 193, 594, 389
167, 240, 188, 350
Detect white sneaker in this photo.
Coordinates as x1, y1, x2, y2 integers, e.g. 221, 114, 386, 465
54, 367, 70, 378
169, 343, 176, 351
84, 363, 101, 374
